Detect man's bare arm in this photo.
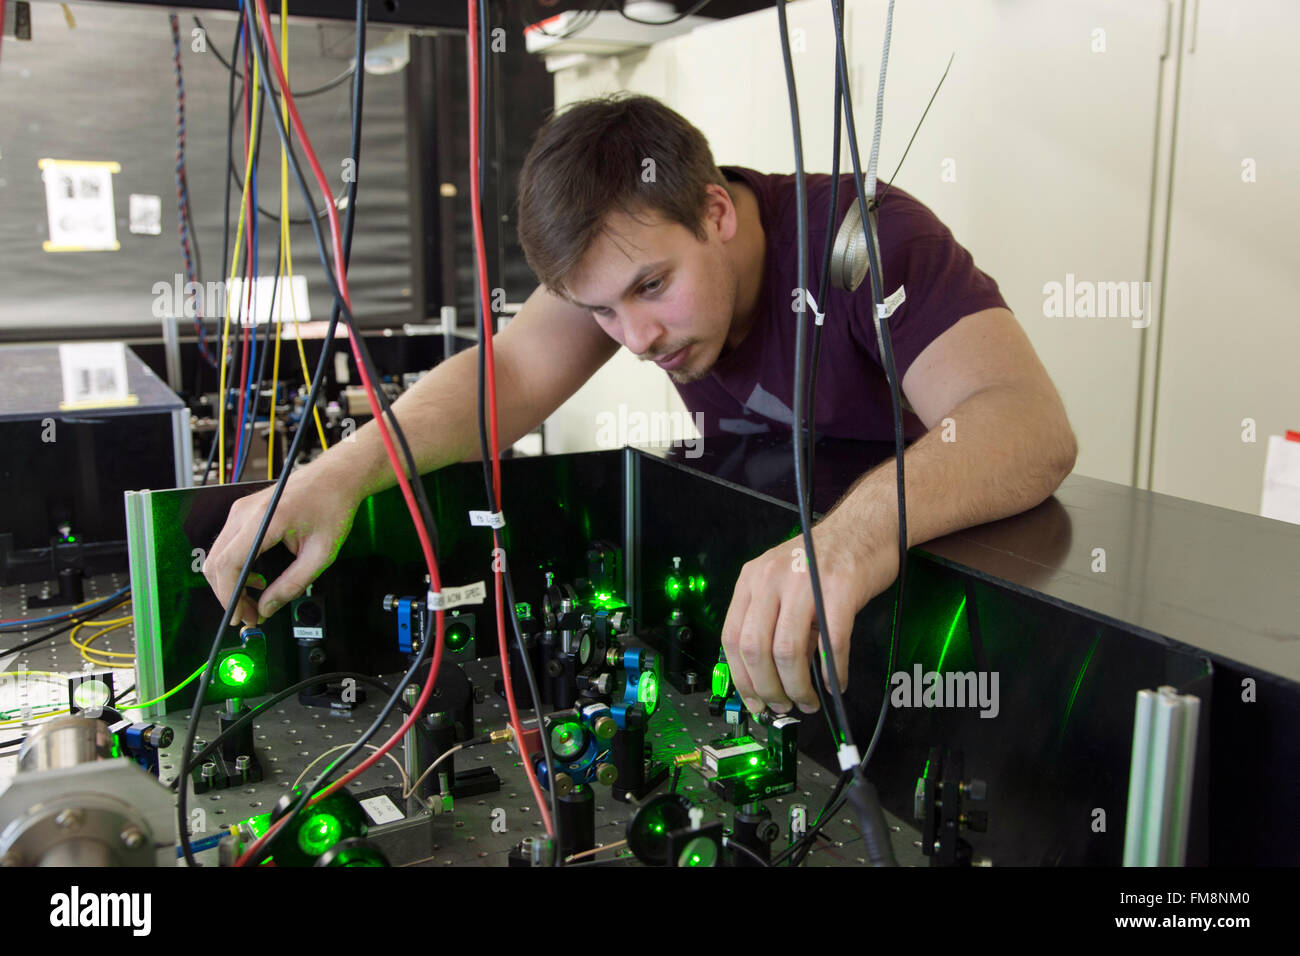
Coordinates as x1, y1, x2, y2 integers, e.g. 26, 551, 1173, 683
203, 285, 618, 624
322, 284, 619, 501
722, 307, 1077, 714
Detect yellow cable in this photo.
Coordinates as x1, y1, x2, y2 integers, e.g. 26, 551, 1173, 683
70, 620, 135, 668
80, 614, 132, 628
267, 2, 329, 478
218, 38, 264, 485
129, 661, 208, 710
0, 708, 71, 727
0, 670, 67, 680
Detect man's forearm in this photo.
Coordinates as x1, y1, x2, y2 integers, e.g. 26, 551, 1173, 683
821, 384, 1078, 557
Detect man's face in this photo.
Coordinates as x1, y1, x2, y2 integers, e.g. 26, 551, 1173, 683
562, 186, 740, 384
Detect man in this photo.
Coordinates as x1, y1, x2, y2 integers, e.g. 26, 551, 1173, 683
204, 93, 1076, 719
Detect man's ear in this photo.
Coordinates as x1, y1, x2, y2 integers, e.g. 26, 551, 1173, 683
704, 183, 739, 242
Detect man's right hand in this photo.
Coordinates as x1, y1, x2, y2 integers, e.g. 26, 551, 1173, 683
202, 464, 360, 627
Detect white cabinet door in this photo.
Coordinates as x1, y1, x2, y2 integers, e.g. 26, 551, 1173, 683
1149, 0, 1300, 513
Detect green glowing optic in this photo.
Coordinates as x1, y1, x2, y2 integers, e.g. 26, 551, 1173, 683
66, 536, 77, 543
749, 755, 760, 766
690, 854, 701, 865
590, 591, 622, 610
651, 822, 665, 834
711, 662, 731, 699
446, 622, 471, 652
297, 812, 342, 857
664, 574, 683, 602
218, 653, 255, 687
638, 671, 659, 715
551, 722, 585, 761
515, 602, 532, 620
688, 575, 707, 593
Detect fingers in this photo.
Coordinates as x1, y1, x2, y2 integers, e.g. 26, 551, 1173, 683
256, 535, 333, 621
203, 491, 285, 627
720, 580, 758, 712
772, 589, 819, 713
736, 587, 788, 713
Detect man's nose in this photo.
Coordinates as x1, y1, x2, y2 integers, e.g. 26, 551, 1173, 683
622, 309, 666, 357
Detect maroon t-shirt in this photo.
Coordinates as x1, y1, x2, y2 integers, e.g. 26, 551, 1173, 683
672, 165, 1009, 441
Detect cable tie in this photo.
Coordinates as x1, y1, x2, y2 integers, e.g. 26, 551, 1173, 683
837, 744, 862, 772
876, 284, 906, 320
468, 510, 506, 529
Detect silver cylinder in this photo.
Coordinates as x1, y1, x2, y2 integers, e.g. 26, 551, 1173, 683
403, 685, 422, 814
37, 839, 116, 868
17, 718, 114, 773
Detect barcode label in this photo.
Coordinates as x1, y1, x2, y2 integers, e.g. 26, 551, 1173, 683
59, 343, 131, 408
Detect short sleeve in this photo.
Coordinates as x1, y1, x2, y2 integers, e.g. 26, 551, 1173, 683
847, 227, 1009, 380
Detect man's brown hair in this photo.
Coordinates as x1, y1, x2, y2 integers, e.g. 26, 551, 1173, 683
515, 93, 730, 296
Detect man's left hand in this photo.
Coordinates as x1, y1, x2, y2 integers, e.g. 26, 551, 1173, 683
720, 514, 898, 716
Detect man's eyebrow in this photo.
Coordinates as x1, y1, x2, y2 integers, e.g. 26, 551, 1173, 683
569, 260, 671, 311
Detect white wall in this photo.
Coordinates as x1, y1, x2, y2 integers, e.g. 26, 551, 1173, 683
541, 1, 1299, 520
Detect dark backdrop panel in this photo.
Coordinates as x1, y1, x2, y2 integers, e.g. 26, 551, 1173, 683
0, 2, 413, 334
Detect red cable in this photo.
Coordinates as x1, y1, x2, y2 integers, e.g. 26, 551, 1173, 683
467, 0, 555, 841
232, 0, 451, 864
232, 9, 258, 481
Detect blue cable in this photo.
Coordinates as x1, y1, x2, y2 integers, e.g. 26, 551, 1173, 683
0, 585, 131, 630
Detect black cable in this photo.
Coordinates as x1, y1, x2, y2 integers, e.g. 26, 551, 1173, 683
176, 0, 357, 858
109, 683, 135, 709
829, 0, 905, 786
777, 0, 856, 757
198, 421, 220, 487
725, 837, 773, 867
877, 52, 954, 207
195, 16, 356, 98
231, 38, 273, 484
169, 670, 397, 791
233, 224, 283, 483
198, 17, 244, 461
248, 611, 432, 865
476, 0, 562, 861
226, 0, 451, 864
618, 0, 714, 26
0, 590, 129, 634
781, 0, 898, 868
799, 39, 847, 747
0, 596, 130, 653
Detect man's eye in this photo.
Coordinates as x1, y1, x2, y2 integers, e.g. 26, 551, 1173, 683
640, 278, 663, 295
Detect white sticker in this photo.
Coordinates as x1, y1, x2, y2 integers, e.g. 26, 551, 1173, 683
428, 581, 487, 611
128, 193, 162, 235
360, 794, 405, 826
39, 158, 121, 252
468, 510, 506, 529
293, 626, 324, 640
58, 343, 133, 409
876, 284, 906, 320
228, 275, 313, 326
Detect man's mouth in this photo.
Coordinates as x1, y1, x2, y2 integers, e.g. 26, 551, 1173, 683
655, 345, 690, 370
